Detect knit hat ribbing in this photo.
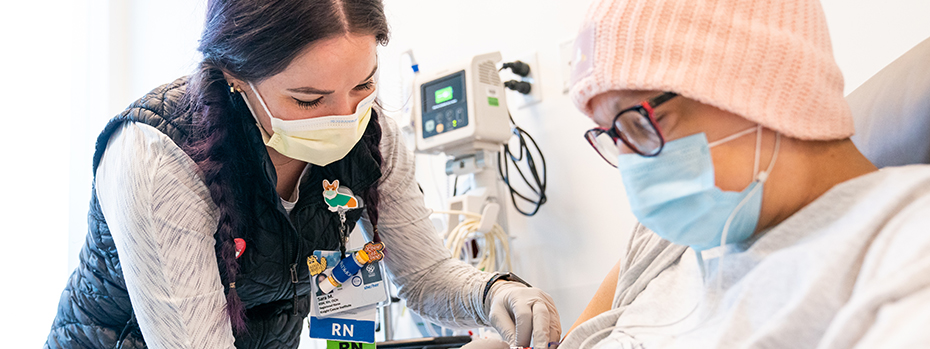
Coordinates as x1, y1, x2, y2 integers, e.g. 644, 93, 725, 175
569, 0, 854, 140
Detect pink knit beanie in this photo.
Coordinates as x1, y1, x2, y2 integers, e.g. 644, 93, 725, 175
569, 0, 854, 140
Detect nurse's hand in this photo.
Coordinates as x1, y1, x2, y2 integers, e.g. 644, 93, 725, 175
485, 281, 561, 349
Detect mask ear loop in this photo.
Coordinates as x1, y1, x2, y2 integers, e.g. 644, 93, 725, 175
708, 126, 758, 148
714, 128, 781, 292
244, 82, 274, 138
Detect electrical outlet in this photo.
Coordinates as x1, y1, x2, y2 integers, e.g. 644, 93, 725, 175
504, 51, 542, 110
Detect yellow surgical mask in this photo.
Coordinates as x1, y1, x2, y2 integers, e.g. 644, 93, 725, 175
242, 82, 377, 166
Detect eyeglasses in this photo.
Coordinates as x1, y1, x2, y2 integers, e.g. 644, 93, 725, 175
584, 92, 678, 167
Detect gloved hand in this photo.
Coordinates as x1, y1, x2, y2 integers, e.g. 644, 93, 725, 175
459, 337, 510, 349
484, 281, 561, 349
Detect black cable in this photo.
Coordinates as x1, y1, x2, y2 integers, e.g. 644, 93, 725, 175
501, 61, 531, 77
498, 112, 547, 216
504, 80, 532, 94
501, 61, 532, 94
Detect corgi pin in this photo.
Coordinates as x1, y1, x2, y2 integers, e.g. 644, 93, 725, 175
322, 179, 362, 213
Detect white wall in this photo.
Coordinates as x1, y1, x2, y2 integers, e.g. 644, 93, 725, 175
2, 0, 928, 347
0, 0, 88, 345
65, 0, 207, 272
821, 0, 930, 94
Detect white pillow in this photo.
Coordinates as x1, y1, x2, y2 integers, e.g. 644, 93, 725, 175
848, 36, 930, 167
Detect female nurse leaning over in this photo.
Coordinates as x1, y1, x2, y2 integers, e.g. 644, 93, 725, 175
562, 0, 930, 347
44, 0, 560, 348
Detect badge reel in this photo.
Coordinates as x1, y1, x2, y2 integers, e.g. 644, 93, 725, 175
309, 242, 390, 316
307, 243, 388, 344
308, 179, 389, 344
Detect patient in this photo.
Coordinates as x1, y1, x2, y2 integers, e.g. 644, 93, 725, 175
562, 0, 930, 347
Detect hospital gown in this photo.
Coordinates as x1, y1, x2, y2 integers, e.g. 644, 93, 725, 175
562, 164, 930, 348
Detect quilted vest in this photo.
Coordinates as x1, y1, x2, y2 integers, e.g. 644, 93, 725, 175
45, 77, 382, 348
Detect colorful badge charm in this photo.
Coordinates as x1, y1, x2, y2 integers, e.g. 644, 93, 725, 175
318, 249, 371, 294
363, 241, 385, 262
307, 255, 328, 276
322, 179, 361, 213
234, 238, 246, 259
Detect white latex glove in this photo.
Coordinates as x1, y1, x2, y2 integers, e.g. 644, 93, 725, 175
459, 337, 510, 349
485, 281, 561, 349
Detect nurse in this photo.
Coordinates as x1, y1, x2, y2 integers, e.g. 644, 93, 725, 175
564, 0, 930, 347
44, 0, 559, 348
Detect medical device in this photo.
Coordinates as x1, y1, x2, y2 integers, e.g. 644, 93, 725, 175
413, 52, 512, 157
409, 52, 517, 273
384, 51, 546, 343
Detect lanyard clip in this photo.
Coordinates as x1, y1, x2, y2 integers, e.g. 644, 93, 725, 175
290, 263, 299, 284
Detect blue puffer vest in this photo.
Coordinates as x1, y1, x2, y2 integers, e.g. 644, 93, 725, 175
45, 77, 382, 348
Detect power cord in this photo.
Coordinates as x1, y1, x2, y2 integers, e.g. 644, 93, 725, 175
500, 61, 530, 76
500, 60, 533, 95
498, 60, 546, 215
503, 80, 532, 94
498, 113, 548, 216
434, 210, 512, 273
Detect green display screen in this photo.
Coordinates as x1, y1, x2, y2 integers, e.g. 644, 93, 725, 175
421, 70, 467, 139
435, 86, 453, 104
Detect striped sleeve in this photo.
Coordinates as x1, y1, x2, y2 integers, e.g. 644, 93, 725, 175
96, 122, 235, 349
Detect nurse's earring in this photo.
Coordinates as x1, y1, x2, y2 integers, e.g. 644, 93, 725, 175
229, 82, 243, 94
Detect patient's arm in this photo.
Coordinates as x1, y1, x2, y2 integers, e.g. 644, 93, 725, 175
565, 259, 622, 336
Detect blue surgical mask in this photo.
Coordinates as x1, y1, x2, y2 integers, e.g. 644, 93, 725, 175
616, 127, 780, 251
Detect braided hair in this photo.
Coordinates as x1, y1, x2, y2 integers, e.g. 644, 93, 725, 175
182, 0, 389, 333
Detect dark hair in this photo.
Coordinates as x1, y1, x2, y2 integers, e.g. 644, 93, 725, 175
183, 0, 389, 333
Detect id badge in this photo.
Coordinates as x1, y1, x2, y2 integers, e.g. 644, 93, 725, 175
310, 250, 389, 317
309, 303, 377, 343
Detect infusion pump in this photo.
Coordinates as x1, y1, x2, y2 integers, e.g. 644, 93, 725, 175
413, 52, 512, 157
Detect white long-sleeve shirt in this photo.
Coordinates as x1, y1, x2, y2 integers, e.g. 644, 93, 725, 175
95, 116, 494, 348
562, 165, 930, 348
